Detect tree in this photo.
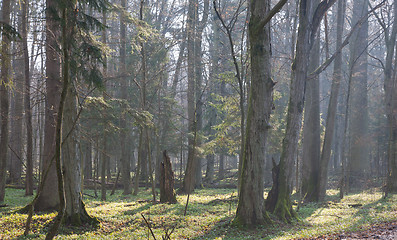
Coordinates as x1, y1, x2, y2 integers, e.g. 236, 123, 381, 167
119, 0, 132, 195
34, 0, 62, 211
233, 0, 288, 226
23, 0, 34, 196
265, 0, 336, 221
317, 0, 346, 201
180, 0, 200, 194
373, 0, 397, 193
301, 0, 321, 202
348, 0, 370, 189
0, 0, 12, 203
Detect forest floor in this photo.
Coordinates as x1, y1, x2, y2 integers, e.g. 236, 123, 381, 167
0, 187, 396, 239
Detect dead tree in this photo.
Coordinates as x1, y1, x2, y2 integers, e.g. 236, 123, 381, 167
160, 151, 177, 204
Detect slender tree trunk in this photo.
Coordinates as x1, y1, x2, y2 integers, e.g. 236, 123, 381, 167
265, 0, 336, 221
101, 11, 108, 201
119, 0, 131, 195
0, 0, 12, 203
10, 24, 24, 184
318, 0, 346, 201
23, 0, 33, 196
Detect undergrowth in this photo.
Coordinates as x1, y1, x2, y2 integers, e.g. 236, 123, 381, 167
0, 188, 396, 239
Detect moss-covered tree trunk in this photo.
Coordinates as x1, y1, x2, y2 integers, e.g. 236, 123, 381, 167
234, 0, 286, 226
265, 0, 336, 221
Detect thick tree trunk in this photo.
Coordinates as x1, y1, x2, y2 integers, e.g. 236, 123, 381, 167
234, 0, 273, 226
193, 0, 209, 189
265, 0, 335, 220
62, 84, 98, 226
160, 151, 177, 203
301, 29, 320, 202
0, 0, 11, 203
265, 0, 313, 222
384, 0, 397, 194
348, 0, 369, 189
181, 0, 198, 194
35, 0, 61, 211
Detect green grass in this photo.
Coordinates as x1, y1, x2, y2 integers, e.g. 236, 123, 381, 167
0, 187, 396, 239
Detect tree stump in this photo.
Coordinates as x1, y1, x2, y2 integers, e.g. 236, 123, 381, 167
160, 150, 177, 203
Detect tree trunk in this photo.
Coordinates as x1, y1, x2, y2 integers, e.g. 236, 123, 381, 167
181, 0, 198, 194
62, 82, 98, 226
384, 0, 397, 194
23, 0, 33, 196
301, 30, 321, 203
193, 0, 209, 189
234, 0, 275, 226
265, 0, 336, 221
0, 0, 11, 203
160, 151, 177, 203
348, 0, 369, 189
10, 27, 24, 184
34, 0, 61, 211
119, 0, 131, 195
101, 11, 108, 201
83, 141, 92, 180
318, 0, 346, 201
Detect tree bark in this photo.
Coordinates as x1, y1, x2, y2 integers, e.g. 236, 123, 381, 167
160, 151, 177, 203
301, 29, 321, 202
318, 0, 346, 201
23, 0, 34, 196
10, 22, 24, 184
119, 0, 132, 195
62, 82, 98, 226
35, 0, 61, 211
265, 0, 335, 221
0, 0, 11, 203
383, 0, 397, 193
234, 0, 275, 227
181, 0, 198, 194
348, 0, 369, 189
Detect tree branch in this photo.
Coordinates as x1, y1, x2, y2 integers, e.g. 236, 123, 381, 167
308, 0, 386, 79
311, 0, 337, 42
257, 0, 288, 30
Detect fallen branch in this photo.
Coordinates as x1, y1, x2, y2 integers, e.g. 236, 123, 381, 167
141, 213, 157, 240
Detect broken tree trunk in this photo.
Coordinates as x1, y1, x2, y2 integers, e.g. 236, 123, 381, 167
160, 151, 177, 204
